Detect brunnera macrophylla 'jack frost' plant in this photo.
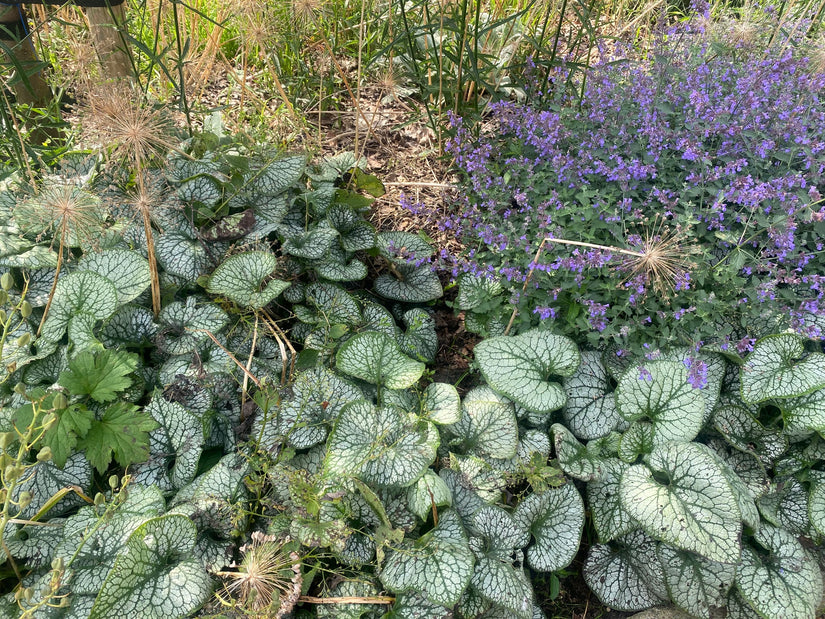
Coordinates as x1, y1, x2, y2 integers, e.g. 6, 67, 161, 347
471, 327, 825, 619
428, 16, 825, 353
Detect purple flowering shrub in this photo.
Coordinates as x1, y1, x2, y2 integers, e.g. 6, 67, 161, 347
433, 20, 825, 354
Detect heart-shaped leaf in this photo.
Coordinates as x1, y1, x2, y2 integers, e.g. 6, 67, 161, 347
448, 386, 518, 459
615, 361, 705, 445
563, 351, 624, 439
779, 388, 825, 439
552, 423, 604, 481
588, 458, 637, 543
658, 543, 737, 619
79, 249, 151, 305
336, 331, 424, 390
421, 383, 461, 425
583, 529, 668, 612
397, 308, 437, 363
513, 484, 584, 572
206, 251, 289, 309
374, 263, 443, 303
155, 231, 210, 281
456, 273, 503, 311
408, 470, 452, 521
381, 510, 474, 607
736, 525, 821, 619
620, 442, 741, 564
475, 329, 580, 414
282, 226, 339, 259
89, 514, 211, 619
40, 270, 118, 344
325, 401, 438, 487
470, 558, 534, 619
741, 334, 825, 403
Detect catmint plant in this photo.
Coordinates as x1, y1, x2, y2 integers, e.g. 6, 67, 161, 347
431, 14, 825, 354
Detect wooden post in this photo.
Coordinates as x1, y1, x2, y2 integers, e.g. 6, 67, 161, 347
86, 3, 133, 82
0, 4, 52, 107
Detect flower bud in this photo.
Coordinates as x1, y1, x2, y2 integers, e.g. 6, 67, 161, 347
15, 333, 31, 348
0, 291, 7, 306
51, 556, 64, 572
0, 273, 11, 291
108, 475, 119, 491
0, 432, 13, 451
4, 464, 22, 482
13, 382, 26, 396
18, 491, 32, 509
42, 413, 57, 430
0, 310, 6, 323
19, 301, 32, 318
94, 492, 105, 507
52, 393, 68, 410
36, 446, 52, 462
23, 587, 34, 602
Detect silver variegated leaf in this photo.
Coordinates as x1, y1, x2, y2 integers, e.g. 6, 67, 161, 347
736, 525, 822, 619
456, 273, 503, 311
741, 334, 825, 403
155, 231, 210, 281
336, 331, 424, 389
562, 350, 624, 439
583, 529, 668, 612
89, 515, 211, 619
282, 226, 338, 259
475, 329, 580, 414
377, 231, 435, 262
513, 484, 584, 572
206, 251, 289, 309
325, 401, 438, 487
713, 403, 788, 465
79, 249, 151, 305
620, 441, 742, 564
470, 558, 534, 619
381, 510, 475, 607
588, 458, 637, 543
552, 423, 604, 481
397, 308, 437, 363
374, 263, 443, 303
421, 382, 461, 425
157, 297, 228, 356
408, 470, 452, 521
779, 388, 825, 439
448, 386, 518, 459
658, 543, 736, 619
39, 270, 119, 344
615, 361, 705, 445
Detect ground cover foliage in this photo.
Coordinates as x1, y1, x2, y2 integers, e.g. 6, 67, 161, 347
2, 3, 825, 619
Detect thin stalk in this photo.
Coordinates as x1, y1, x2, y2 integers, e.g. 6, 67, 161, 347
36, 214, 67, 337
170, 0, 192, 134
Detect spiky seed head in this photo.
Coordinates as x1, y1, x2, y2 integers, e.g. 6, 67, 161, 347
14, 184, 105, 248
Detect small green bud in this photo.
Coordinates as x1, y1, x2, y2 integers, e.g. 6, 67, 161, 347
94, 492, 105, 507
23, 587, 34, 602
20, 301, 32, 318
40, 586, 52, 599
42, 412, 57, 430
0, 273, 12, 291
36, 446, 52, 462
13, 382, 26, 396
18, 491, 32, 508
0, 291, 7, 306
4, 464, 22, 482
52, 392, 68, 410
50, 556, 64, 572
108, 475, 119, 491
58, 597, 70, 608
15, 333, 31, 348
0, 309, 6, 323
0, 432, 13, 450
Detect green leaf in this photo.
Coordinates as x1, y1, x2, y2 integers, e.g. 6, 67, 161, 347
310, 245, 368, 282
386, 593, 450, 619
397, 308, 437, 363
77, 402, 157, 474
757, 477, 810, 535
588, 458, 637, 543
658, 543, 737, 619
713, 404, 788, 465
620, 442, 741, 564
408, 470, 453, 521
79, 249, 151, 306
89, 515, 212, 619
101, 305, 158, 348
374, 263, 443, 303
325, 401, 438, 487
474, 329, 580, 414
304, 282, 362, 326
810, 472, 825, 537
513, 484, 584, 572
552, 423, 604, 481
157, 297, 229, 355
448, 386, 519, 459
206, 251, 289, 309
282, 226, 339, 259
421, 383, 461, 425
617, 420, 656, 462
13, 454, 92, 519
615, 361, 705, 445
155, 231, 210, 281
255, 155, 306, 195
40, 270, 119, 343
741, 334, 825, 403
42, 404, 95, 468
562, 351, 624, 439
736, 525, 822, 619
58, 348, 139, 403
456, 273, 503, 311
471, 558, 534, 619
583, 529, 668, 612
377, 231, 435, 262
381, 510, 475, 607
336, 332, 425, 390
779, 388, 825, 439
